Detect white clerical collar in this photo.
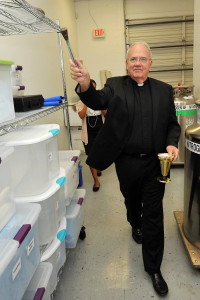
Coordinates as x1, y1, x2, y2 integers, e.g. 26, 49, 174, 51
137, 82, 144, 86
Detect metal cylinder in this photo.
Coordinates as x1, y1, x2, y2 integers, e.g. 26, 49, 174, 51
183, 99, 200, 249
173, 86, 197, 164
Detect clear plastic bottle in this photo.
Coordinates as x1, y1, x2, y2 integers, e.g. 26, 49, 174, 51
10, 65, 25, 96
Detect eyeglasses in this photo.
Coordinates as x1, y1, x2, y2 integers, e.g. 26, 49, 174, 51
128, 57, 151, 64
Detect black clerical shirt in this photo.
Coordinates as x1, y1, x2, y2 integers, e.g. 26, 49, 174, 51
124, 78, 155, 155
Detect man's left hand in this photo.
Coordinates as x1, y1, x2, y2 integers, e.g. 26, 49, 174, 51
166, 145, 180, 162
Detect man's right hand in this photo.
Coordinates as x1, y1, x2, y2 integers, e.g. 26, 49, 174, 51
69, 58, 90, 92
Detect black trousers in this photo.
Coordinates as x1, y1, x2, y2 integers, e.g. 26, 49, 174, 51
115, 153, 165, 274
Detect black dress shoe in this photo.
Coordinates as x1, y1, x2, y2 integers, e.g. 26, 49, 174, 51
93, 184, 100, 192
97, 171, 102, 177
132, 227, 142, 244
150, 272, 168, 296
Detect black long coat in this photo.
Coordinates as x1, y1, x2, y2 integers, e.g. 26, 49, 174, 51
76, 75, 181, 170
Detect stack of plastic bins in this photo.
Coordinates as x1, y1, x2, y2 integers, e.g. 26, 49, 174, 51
0, 203, 41, 300
59, 150, 80, 205
40, 217, 67, 297
0, 146, 16, 232
0, 124, 67, 296
59, 150, 86, 248
65, 189, 86, 248
22, 262, 53, 300
0, 124, 66, 253
17, 185, 67, 297
0, 124, 60, 197
15, 168, 66, 255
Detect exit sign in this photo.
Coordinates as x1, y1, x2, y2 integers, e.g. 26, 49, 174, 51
93, 29, 105, 38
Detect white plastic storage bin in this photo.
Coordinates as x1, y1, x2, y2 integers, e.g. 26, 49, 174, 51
66, 189, 86, 248
41, 217, 67, 296
0, 59, 15, 123
0, 146, 16, 231
0, 124, 60, 197
22, 262, 53, 300
0, 203, 41, 300
15, 168, 66, 256
59, 150, 80, 205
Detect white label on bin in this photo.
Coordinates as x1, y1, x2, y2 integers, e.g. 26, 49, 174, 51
186, 139, 200, 154
12, 258, 21, 280
27, 238, 35, 256
48, 152, 53, 161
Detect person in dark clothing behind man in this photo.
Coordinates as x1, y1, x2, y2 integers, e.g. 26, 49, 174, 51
77, 79, 106, 192
69, 41, 181, 297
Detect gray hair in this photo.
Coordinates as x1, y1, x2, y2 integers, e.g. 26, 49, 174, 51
126, 42, 152, 60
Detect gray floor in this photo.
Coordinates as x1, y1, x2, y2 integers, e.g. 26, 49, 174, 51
54, 155, 200, 300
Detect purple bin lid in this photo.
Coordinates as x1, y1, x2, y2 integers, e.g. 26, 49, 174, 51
33, 287, 45, 300
71, 156, 78, 163
78, 197, 84, 205
13, 224, 31, 246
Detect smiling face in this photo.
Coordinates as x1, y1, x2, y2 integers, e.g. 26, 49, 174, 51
126, 43, 153, 83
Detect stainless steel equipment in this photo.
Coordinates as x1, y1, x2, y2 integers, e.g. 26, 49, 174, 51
183, 99, 200, 250
173, 86, 197, 164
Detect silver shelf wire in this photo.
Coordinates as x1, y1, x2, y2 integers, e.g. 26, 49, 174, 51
0, 102, 67, 136
0, 1, 73, 147
0, 5, 74, 291
0, 0, 60, 35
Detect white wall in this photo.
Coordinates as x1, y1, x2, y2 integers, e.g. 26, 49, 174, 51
74, 0, 126, 88
74, 0, 194, 89
125, 0, 194, 19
